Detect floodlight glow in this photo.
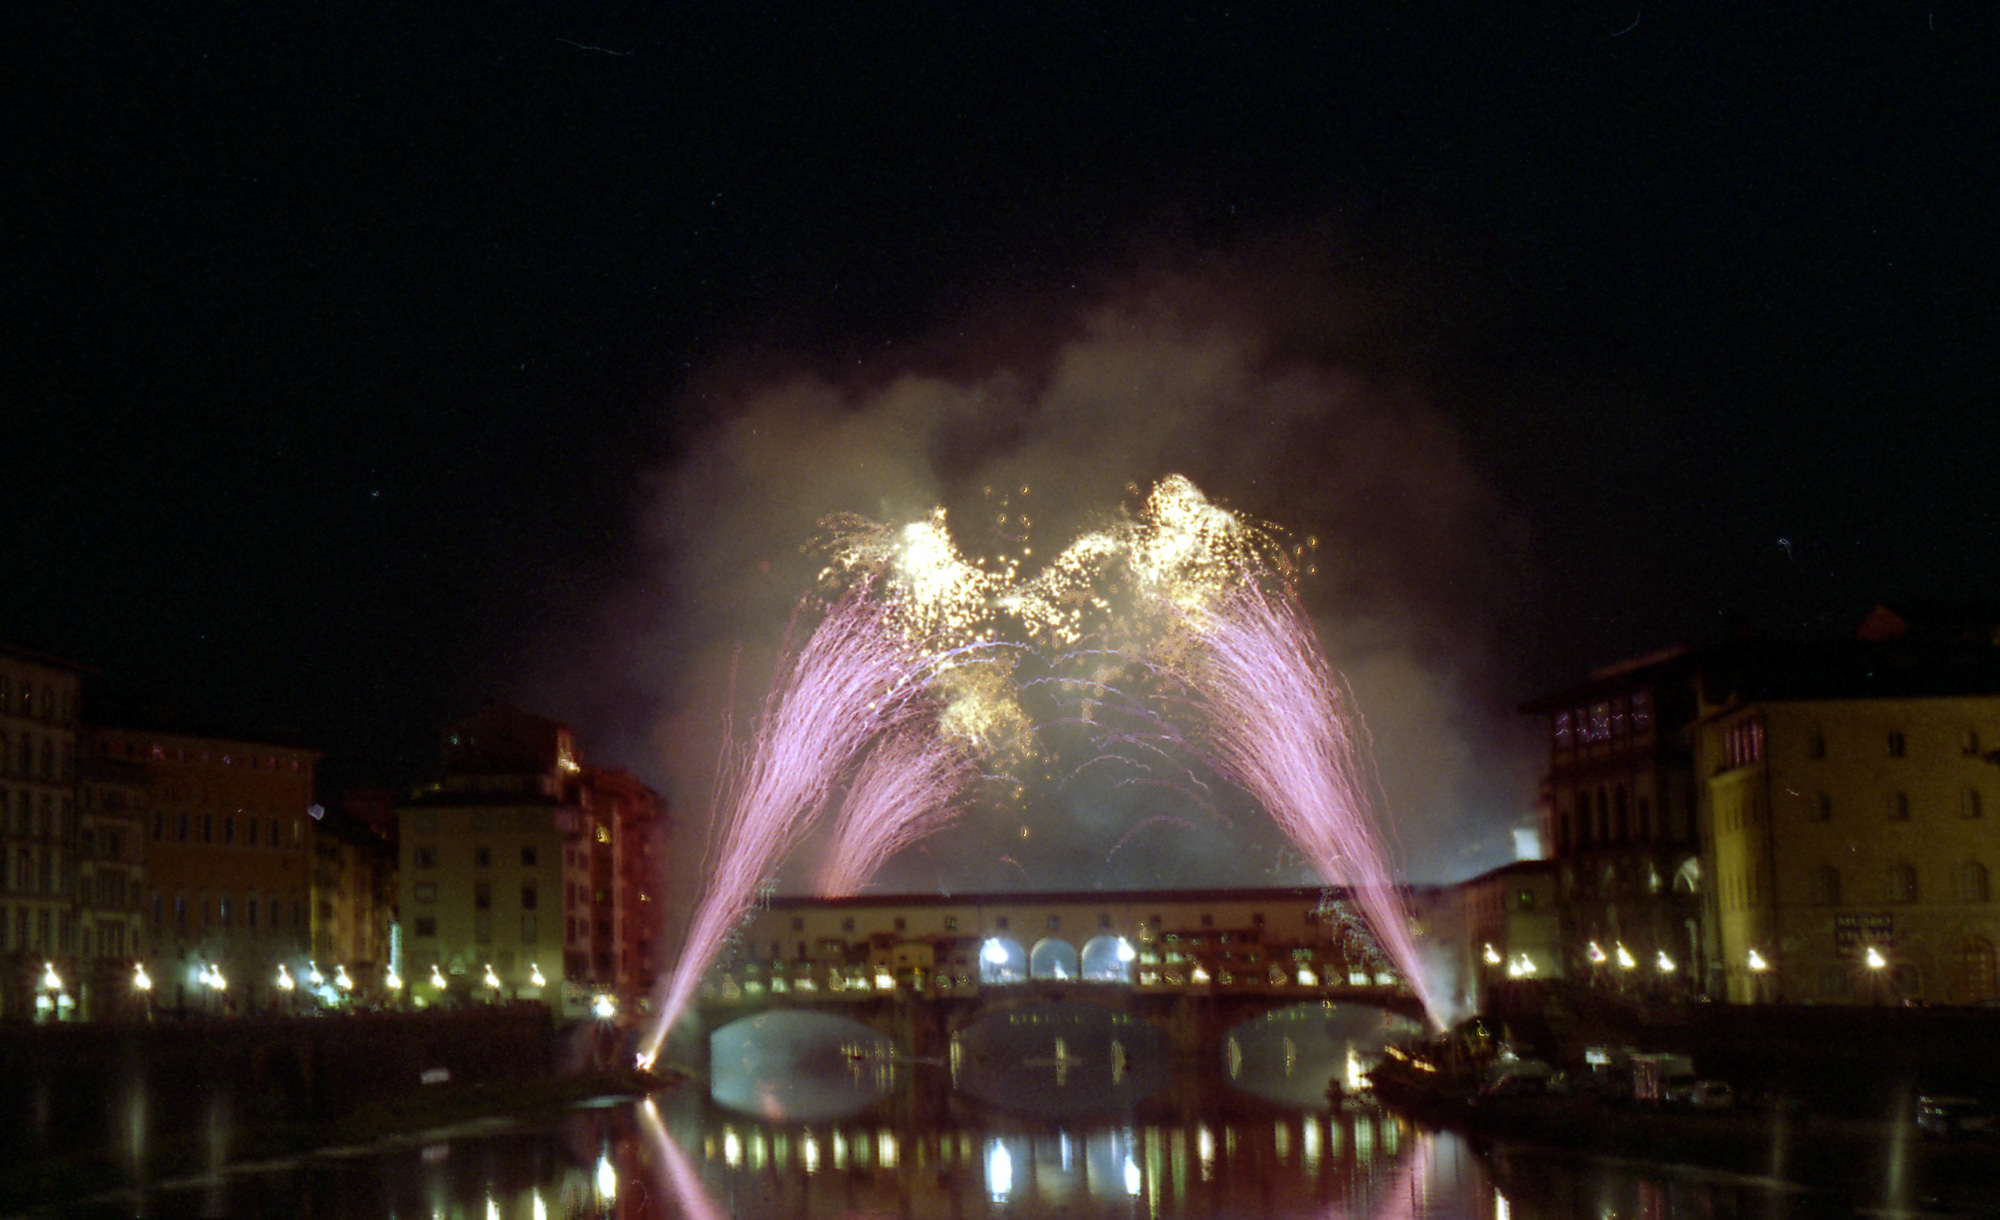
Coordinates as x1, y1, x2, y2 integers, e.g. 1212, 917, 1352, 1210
593, 993, 617, 1019
386, 969, 403, 991
1614, 944, 1636, 970
1587, 941, 1607, 964
42, 963, 62, 992
133, 963, 152, 991
529, 963, 546, 987
335, 964, 354, 990
276, 963, 295, 991
1865, 946, 1887, 970
1656, 951, 1675, 973
1747, 949, 1769, 972
982, 939, 1008, 965
1116, 938, 1136, 963
482, 964, 500, 989
430, 964, 447, 988
1483, 943, 1501, 965
307, 961, 324, 988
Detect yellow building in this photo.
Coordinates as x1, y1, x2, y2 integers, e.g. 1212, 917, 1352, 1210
0, 645, 87, 1020
400, 704, 668, 1016
88, 725, 319, 1014
1697, 624, 2000, 1004
1455, 860, 1563, 1008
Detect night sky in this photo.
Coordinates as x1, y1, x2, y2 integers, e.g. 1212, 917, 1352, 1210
10, 5, 1999, 886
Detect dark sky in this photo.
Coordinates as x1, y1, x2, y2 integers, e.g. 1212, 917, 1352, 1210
8, 5, 1999, 880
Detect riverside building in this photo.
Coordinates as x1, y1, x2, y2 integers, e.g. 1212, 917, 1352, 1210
398, 704, 668, 1016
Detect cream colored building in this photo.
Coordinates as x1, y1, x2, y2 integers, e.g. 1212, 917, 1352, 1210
399, 705, 668, 1015
1696, 607, 2000, 1004
0, 645, 86, 1020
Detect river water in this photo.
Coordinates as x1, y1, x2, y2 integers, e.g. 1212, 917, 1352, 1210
72, 1002, 1871, 1219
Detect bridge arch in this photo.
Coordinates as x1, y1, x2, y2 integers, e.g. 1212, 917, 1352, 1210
1029, 937, 1079, 981
1080, 935, 1133, 983
979, 937, 1028, 985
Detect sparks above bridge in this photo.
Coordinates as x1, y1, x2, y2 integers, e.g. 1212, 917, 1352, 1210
642, 476, 1449, 1067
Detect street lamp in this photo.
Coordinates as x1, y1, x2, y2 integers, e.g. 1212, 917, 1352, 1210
1863, 944, 1890, 1005
1656, 951, 1676, 974
335, 964, 354, 994
1747, 948, 1769, 972
529, 962, 546, 988
1615, 944, 1637, 971
1483, 943, 1502, 966
38, 962, 64, 1022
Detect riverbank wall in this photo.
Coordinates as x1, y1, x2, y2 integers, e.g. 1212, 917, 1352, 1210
1486, 984, 2000, 1115
0, 1005, 554, 1167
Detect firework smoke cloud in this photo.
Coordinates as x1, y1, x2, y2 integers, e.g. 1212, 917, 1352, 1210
541, 237, 1536, 913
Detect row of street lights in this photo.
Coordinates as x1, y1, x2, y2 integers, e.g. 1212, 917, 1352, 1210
30, 955, 573, 1020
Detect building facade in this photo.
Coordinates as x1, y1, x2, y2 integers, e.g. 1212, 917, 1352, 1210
89, 725, 320, 1014
309, 807, 397, 991
1454, 859, 1562, 1010
1521, 648, 1707, 997
0, 645, 87, 1020
399, 705, 669, 1015
1694, 611, 2000, 1005
75, 752, 149, 1017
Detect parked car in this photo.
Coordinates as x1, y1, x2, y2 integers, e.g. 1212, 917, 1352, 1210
1915, 1095, 1998, 1139
1686, 1080, 1734, 1112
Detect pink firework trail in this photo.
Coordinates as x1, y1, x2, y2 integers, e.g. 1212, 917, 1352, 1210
1182, 577, 1445, 1029
815, 726, 974, 898
642, 586, 942, 1064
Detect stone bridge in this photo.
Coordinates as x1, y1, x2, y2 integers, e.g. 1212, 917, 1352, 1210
696, 977, 1424, 1063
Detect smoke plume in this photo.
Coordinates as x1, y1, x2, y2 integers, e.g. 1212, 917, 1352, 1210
535, 237, 1538, 906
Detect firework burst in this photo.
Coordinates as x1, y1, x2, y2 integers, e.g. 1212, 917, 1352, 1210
816, 726, 976, 898
642, 583, 946, 1062
1171, 571, 1444, 1028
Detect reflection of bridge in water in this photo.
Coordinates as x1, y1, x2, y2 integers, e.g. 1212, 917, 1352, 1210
689, 886, 1431, 1060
